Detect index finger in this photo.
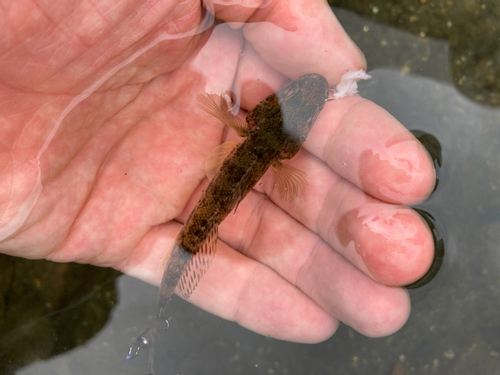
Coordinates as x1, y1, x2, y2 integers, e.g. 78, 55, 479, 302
205, 0, 366, 82
305, 95, 437, 205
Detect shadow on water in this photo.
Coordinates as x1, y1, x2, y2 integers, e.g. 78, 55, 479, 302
2, 3, 500, 375
0, 256, 121, 374
405, 131, 445, 290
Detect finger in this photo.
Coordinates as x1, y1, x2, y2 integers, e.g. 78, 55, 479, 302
250, 149, 434, 286
214, 189, 411, 337
119, 220, 337, 343
191, 238, 338, 343
206, 0, 366, 82
305, 95, 436, 205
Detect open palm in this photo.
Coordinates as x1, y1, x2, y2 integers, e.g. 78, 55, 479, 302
0, 0, 435, 343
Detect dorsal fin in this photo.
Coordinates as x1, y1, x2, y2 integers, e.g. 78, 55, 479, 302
177, 223, 218, 299
205, 141, 240, 181
272, 161, 308, 202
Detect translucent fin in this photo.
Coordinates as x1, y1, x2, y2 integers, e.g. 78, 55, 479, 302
177, 223, 218, 299
205, 141, 239, 181
159, 229, 181, 270
197, 93, 249, 137
272, 161, 308, 202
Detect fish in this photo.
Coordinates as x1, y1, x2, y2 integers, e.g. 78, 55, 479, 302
147, 73, 330, 373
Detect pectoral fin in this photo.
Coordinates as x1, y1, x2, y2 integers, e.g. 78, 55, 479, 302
177, 223, 218, 299
272, 161, 308, 202
197, 93, 249, 137
205, 141, 239, 181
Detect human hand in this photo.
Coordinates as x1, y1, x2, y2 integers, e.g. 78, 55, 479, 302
0, 0, 435, 342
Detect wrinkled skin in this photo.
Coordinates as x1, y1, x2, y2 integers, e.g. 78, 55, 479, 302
0, 0, 436, 342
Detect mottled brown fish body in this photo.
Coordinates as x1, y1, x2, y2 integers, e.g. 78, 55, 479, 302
157, 73, 329, 314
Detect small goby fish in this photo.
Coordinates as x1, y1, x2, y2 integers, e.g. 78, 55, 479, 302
148, 73, 330, 373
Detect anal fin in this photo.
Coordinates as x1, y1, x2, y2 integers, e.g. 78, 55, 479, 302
177, 223, 218, 299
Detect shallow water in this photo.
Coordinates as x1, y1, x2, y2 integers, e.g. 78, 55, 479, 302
1, 5, 500, 375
